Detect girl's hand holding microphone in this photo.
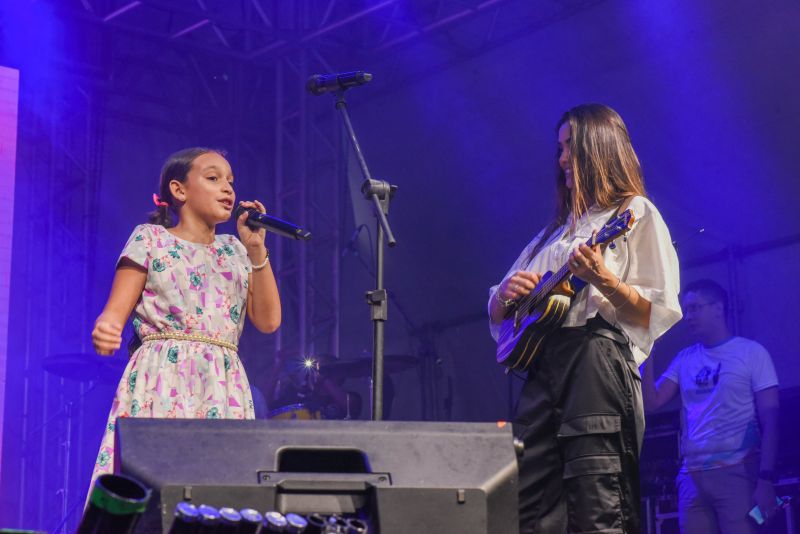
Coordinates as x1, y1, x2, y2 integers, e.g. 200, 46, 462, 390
236, 200, 267, 249
92, 319, 123, 355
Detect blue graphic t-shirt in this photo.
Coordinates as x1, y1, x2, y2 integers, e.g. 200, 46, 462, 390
663, 337, 778, 472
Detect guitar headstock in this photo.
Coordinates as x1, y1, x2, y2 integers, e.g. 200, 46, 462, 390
594, 209, 635, 246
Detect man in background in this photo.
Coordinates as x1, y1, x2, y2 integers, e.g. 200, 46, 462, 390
642, 279, 779, 533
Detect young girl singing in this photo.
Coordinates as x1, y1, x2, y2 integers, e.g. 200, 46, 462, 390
90, 147, 281, 482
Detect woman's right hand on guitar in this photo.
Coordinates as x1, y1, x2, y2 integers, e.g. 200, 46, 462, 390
92, 319, 123, 356
500, 271, 542, 301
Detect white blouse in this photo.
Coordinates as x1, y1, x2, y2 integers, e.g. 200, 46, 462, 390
488, 196, 682, 366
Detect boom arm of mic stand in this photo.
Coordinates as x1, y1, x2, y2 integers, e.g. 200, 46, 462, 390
335, 91, 397, 245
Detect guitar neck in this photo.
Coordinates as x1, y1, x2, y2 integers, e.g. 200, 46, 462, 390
523, 231, 614, 307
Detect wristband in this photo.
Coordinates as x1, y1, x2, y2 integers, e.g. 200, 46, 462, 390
251, 250, 270, 271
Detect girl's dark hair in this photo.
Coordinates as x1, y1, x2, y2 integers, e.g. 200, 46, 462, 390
148, 147, 222, 227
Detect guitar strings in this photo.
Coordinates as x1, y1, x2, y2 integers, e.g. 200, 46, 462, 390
513, 214, 630, 318
515, 214, 629, 316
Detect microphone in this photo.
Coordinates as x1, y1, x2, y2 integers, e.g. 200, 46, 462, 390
306, 70, 373, 96
234, 205, 312, 241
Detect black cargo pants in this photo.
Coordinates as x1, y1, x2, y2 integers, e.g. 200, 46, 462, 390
513, 316, 644, 534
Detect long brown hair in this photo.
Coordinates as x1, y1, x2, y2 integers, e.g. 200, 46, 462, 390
530, 104, 647, 259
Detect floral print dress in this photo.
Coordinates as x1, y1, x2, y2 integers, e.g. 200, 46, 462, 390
91, 224, 255, 483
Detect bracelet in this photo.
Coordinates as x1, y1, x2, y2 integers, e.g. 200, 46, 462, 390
605, 277, 622, 298
612, 283, 633, 309
496, 290, 516, 308
251, 250, 270, 271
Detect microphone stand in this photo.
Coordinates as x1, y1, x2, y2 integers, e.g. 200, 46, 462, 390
333, 89, 397, 421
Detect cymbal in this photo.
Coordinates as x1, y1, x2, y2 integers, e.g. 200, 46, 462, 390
318, 355, 419, 379
42, 353, 128, 383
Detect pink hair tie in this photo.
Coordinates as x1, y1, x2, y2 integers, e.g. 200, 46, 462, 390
152, 193, 169, 207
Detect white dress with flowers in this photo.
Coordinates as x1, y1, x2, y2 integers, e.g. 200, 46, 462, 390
91, 224, 255, 483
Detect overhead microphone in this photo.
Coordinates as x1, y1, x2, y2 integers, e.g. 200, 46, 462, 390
234, 205, 312, 241
306, 70, 373, 96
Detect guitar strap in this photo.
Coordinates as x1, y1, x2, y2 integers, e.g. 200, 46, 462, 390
614, 195, 635, 223
605, 194, 635, 231
526, 196, 637, 268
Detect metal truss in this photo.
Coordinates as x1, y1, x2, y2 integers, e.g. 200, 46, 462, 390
60, 0, 517, 60
12, 78, 104, 532
55, 0, 607, 91
269, 46, 344, 364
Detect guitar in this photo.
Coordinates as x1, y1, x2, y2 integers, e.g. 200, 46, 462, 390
495, 209, 635, 371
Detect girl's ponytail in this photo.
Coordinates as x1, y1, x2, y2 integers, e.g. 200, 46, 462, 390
147, 200, 175, 228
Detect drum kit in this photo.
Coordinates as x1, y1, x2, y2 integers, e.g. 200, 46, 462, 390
317, 354, 419, 378
266, 354, 419, 421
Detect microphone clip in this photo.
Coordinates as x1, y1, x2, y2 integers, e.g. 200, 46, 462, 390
361, 179, 397, 216
361, 179, 397, 201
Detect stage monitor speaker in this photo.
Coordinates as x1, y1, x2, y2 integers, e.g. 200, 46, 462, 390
116, 418, 519, 533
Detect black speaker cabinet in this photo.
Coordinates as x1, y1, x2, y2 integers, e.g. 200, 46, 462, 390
115, 418, 519, 533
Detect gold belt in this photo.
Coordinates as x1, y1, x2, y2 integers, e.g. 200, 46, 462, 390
141, 332, 238, 351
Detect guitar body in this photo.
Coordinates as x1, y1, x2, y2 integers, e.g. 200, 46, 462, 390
496, 271, 574, 371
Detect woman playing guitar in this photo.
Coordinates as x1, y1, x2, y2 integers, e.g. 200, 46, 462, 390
488, 103, 682, 534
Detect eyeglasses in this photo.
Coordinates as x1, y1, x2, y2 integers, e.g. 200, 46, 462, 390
683, 302, 716, 314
